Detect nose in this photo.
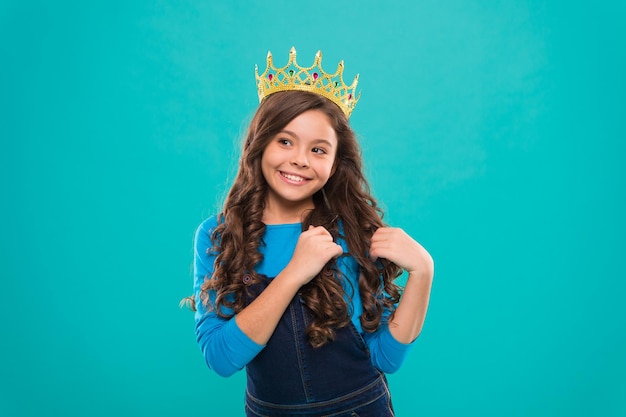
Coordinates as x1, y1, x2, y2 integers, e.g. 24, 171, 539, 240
290, 148, 309, 168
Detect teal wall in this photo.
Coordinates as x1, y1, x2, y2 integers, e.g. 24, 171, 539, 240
2, 1, 625, 416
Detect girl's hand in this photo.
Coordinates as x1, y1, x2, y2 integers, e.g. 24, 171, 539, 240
369, 227, 434, 278
287, 226, 344, 286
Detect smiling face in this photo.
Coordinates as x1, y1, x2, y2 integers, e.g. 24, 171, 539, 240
261, 109, 338, 223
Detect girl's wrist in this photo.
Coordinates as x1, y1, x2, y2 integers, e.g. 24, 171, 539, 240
279, 263, 312, 288
407, 267, 434, 280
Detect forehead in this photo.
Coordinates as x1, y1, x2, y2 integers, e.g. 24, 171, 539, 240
281, 110, 338, 145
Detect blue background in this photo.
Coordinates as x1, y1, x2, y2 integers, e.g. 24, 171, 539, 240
1, 1, 625, 416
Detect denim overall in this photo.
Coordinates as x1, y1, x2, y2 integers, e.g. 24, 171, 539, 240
244, 276, 394, 417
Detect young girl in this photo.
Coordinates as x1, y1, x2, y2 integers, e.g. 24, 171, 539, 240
187, 48, 434, 416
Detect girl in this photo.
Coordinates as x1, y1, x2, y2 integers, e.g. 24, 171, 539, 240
187, 49, 434, 416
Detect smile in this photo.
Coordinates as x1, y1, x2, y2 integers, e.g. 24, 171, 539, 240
279, 171, 310, 183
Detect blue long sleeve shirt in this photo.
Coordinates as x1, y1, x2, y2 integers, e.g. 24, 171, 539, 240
193, 216, 414, 377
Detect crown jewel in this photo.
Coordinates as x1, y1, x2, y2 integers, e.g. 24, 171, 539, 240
255, 47, 360, 117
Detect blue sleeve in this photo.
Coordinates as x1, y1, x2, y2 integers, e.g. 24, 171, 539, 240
336, 233, 416, 374
362, 322, 414, 374
362, 269, 415, 373
193, 217, 265, 377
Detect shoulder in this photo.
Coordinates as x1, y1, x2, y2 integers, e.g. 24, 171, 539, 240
194, 215, 222, 248
196, 215, 220, 235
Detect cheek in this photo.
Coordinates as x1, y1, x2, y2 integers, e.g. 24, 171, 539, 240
329, 153, 339, 177
322, 160, 336, 180
260, 144, 281, 168
330, 160, 337, 177
260, 148, 274, 170
259, 153, 273, 181
260, 161, 273, 182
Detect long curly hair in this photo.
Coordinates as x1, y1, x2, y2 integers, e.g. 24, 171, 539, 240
188, 90, 402, 347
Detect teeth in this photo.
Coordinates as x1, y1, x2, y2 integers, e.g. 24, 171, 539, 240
282, 172, 305, 182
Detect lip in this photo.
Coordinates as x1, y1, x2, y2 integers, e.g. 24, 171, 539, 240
278, 171, 311, 185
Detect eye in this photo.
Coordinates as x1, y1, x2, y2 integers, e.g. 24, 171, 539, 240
278, 138, 292, 146
312, 147, 327, 155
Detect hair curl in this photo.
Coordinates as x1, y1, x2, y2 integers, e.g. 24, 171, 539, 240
186, 91, 402, 347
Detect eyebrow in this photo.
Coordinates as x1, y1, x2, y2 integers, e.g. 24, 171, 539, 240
280, 130, 335, 148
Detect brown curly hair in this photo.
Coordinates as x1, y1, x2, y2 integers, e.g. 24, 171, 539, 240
187, 90, 402, 347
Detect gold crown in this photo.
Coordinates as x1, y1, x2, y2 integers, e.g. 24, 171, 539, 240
255, 47, 360, 117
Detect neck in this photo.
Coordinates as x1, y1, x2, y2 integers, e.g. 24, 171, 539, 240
263, 199, 313, 225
